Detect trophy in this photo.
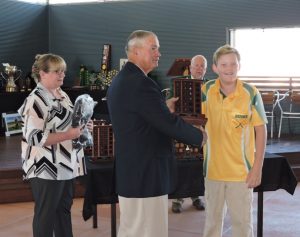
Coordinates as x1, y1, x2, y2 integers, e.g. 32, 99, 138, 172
1, 63, 22, 92
89, 72, 100, 90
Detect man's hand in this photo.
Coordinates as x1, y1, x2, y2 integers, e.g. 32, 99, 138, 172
86, 119, 94, 132
166, 97, 179, 113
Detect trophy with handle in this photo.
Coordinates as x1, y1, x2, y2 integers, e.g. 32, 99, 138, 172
1, 63, 22, 92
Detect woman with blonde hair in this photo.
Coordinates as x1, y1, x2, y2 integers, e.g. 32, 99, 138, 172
18, 53, 92, 237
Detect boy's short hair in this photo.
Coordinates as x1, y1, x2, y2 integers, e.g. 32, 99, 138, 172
213, 44, 241, 65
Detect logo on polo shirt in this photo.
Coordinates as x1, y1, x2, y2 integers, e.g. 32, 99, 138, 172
235, 114, 248, 119
233, 114, 249, 128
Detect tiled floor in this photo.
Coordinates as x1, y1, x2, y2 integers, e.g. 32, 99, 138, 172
0, 183, 299, 237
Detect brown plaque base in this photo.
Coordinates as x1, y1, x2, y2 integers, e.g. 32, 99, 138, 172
181, 114, 207, 126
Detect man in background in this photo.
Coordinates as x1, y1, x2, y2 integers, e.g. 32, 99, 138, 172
171, 54, 208, 213
188, 55, 207, 81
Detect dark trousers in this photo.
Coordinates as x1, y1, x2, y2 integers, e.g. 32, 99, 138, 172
30, 178, 74, 237
172, 196, 199, 204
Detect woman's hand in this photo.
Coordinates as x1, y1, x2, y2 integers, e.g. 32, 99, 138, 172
44, 125, 84, 146
86, 120, 94, 132
66, 125, 84, 140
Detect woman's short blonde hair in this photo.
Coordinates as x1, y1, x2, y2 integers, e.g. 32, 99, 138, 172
31, 53, 66, 82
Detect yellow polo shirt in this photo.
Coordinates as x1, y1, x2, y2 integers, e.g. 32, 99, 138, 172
201, 78, 267, 181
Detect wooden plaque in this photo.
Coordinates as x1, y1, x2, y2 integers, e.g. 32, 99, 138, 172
173, 78, 207, 126
100, 44, 111, 73
91, 120, 114, 161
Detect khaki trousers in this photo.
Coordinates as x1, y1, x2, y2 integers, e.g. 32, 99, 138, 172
118, 195, 168, 237
203, 179, 254, 237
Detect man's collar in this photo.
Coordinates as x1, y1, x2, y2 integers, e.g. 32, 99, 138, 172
128, 61, 148, 76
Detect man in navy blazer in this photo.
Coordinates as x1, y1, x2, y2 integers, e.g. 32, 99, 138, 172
107, 30, 206, 237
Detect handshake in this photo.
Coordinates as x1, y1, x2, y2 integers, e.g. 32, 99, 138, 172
166, 97, 207, 148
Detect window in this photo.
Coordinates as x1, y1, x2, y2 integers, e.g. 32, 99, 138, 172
17, 0, 130, 4
230, 27, 300, 77
49, 0, 130, 4
49, 0, 100, 3
16, 0, 46, 4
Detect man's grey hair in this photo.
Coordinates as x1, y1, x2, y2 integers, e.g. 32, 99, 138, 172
125, 30, 157, 54
191, 55, 207, 68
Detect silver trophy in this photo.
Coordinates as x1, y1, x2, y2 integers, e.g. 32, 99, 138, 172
89, 72, 99, 90
1, 63, 22, 92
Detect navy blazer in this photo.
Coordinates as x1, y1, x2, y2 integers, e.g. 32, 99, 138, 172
107, 62, 203, 198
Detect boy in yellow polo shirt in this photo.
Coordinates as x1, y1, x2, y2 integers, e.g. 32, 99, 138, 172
201, 45, 267, 237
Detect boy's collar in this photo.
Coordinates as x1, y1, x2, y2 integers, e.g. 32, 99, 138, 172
214, 78, 242, 97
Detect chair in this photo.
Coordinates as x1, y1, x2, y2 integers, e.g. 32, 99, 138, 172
260, 90, 279, 138
278, 90, 300, 138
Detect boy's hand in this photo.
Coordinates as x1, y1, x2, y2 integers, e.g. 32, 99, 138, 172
200, 126, 207, 147
246, 166, 262, 188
